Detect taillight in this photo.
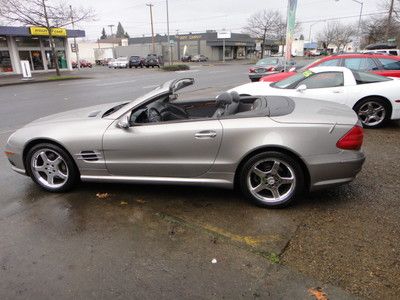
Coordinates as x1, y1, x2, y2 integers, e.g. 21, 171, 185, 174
267, 67, 276, 72
336, 125, 364, 150
249, 67, 255, 73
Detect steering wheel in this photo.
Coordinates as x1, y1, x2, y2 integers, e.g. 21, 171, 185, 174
147, 107, 162, 123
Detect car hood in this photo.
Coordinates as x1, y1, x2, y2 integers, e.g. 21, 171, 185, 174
27, 102, 126, 126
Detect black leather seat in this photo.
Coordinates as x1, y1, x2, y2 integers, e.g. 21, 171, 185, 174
224, 91, 240, 116
212, 92, 232, 118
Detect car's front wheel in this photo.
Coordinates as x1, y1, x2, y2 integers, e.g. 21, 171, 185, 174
239, 151, 304, 208
26, 143, 79, 192
354, 98, 390, 128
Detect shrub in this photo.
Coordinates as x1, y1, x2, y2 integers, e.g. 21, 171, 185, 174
162, 64, 190, 71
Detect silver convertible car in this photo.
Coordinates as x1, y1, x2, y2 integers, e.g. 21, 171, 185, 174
5, 78, 365, 207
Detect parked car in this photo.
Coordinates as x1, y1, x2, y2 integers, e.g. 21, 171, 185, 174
191, 54, 208, 62
72, 60, 93, 68
260, 53, 400, 82
5, 78, 365, 208
231, 66, 400, 128
144, 54, 163, 68
249, 57, 295, 82
107, 58, 115, 68
363, 49, 400, 56
129, 56, 145, 68
112, 57, 129, 69
181, 55, 192, 62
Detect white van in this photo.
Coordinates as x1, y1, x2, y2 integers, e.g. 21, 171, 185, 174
363, 49, 400, 56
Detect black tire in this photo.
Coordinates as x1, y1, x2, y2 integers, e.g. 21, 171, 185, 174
146, 65, 149, 68
25, 143, 79, 192
129, 65, 132, 68
135, 66, 138, 69
239, 151, 304, 208
250, 78, 258, 82
353, 98, 390, 129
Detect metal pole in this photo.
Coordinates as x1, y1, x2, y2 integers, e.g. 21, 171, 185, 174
166, 0, 172, 65
146, 4, 155, 53
357, 2, 363, 52
69, 5, 80, 69
108, 24, 115, 49
223, 39, 225, 62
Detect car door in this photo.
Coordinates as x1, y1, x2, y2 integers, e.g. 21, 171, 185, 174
102, 118, 223, 178
293, 71, 348, 104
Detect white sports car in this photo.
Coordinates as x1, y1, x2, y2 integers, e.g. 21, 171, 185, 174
230, 66, 400, 128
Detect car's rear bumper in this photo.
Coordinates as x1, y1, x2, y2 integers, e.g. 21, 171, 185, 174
306, 150, 366, 191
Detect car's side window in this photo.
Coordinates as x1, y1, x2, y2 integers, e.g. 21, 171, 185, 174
297, 72, 344, 89
343, 58, 364, 70
377, 58, 400, 70
318, 59, 341, 67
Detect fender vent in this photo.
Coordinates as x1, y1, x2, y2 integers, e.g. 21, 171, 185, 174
76, 151, 102, 162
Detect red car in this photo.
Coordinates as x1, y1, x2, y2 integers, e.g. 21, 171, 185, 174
72, 60, 93, 68
260, 53, 400, 82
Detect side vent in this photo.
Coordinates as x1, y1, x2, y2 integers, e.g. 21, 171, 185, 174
76, 150, 102, 162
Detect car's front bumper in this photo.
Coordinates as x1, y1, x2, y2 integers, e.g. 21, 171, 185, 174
5, 139, 27, 176
248, 72, 278, 81
306, 150, 366, 191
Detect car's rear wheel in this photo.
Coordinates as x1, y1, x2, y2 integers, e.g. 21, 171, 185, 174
239, 151, 304, 208
26, 143, 79, 192
354, 98, 390, 128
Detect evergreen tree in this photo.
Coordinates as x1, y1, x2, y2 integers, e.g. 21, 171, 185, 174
124, 31, 130, 39
100, 27, 107, 39
116, 22, 126, 38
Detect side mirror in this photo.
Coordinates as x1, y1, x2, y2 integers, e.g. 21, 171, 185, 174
296, 84, 307, 92
117, 115, 130, 129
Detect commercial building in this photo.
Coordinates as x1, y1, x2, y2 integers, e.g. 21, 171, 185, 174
0, 26, 85, 75
115, 31, 255, 61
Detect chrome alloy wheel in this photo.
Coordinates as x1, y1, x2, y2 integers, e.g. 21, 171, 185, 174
247, 158, 296, 204
357, 101, 386, 127
31, 148, 69, 189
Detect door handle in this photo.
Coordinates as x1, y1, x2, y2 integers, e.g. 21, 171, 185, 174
195, 131, 217, 138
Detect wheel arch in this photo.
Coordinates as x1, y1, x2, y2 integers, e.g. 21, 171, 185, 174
353, 95, 393, 117
22, 138, 79, 176
233, 145, 310, 191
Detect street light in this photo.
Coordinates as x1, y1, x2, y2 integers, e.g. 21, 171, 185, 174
308, 21, 324, 42
335, 0, 363, 51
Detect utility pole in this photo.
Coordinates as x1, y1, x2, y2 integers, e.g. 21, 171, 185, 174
69, 5, 80, 69
166, 0, 172, 65
385, 0, 395, 41
146, 3, 155, 53
108, 24, 115, 49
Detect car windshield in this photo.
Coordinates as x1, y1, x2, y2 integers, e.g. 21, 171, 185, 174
102, 102, 129, 117
256, 58, 279, 66
271, 70, 315, 89
352, 70, 392, 84
298, 58, 322, 72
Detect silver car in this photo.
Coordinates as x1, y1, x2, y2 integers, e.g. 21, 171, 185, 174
5, 79, 365, 207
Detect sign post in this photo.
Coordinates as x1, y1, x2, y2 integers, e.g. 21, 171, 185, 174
20, 60, 32, 80
284, 0, 298, 71
217, 31, 231, 63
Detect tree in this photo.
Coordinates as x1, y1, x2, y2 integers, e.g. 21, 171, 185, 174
317, 22, 356, 52
116, 22, 130, 39
100, 27, 107, 39
243, 10, 284, 58
0, 0, 94, 76
361, 16, 400, 48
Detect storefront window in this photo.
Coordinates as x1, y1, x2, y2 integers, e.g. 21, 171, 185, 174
0, 36, 7, 48
15, 37, 40, 47
45, 50, 67, 69
19, 50, 44, 71
42, 38, 65, 48
0, 51, 13, 72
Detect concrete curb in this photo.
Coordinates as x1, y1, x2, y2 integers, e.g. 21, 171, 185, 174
0, 76, 92, 87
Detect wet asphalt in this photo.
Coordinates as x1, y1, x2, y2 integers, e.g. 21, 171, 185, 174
0, 65, 399, 299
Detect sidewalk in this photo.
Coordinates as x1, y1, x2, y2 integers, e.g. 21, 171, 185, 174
0, 70, 91, 87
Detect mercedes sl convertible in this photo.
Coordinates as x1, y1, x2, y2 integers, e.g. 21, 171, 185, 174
5, 78, 365, 207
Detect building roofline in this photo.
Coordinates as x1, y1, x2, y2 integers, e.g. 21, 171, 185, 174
0, 26, 85, 38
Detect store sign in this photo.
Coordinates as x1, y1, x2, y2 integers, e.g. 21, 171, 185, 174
217, 31, 231, 39
70, 42, 78, 52
30, 27, 67, 37
176, 35, 202, 41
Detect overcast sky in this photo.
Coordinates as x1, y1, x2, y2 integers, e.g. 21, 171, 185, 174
68, 0, 385, 41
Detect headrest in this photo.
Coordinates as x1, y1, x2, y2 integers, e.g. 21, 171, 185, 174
230, 91, 240, 103
215, 92, 232, 106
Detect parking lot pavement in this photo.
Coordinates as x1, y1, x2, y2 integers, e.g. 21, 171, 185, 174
0, 66, 399, 299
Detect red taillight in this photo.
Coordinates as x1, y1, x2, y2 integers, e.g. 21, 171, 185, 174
267, 67, 276, 72
336, 125, 364, 150
249, 67, 255, 73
